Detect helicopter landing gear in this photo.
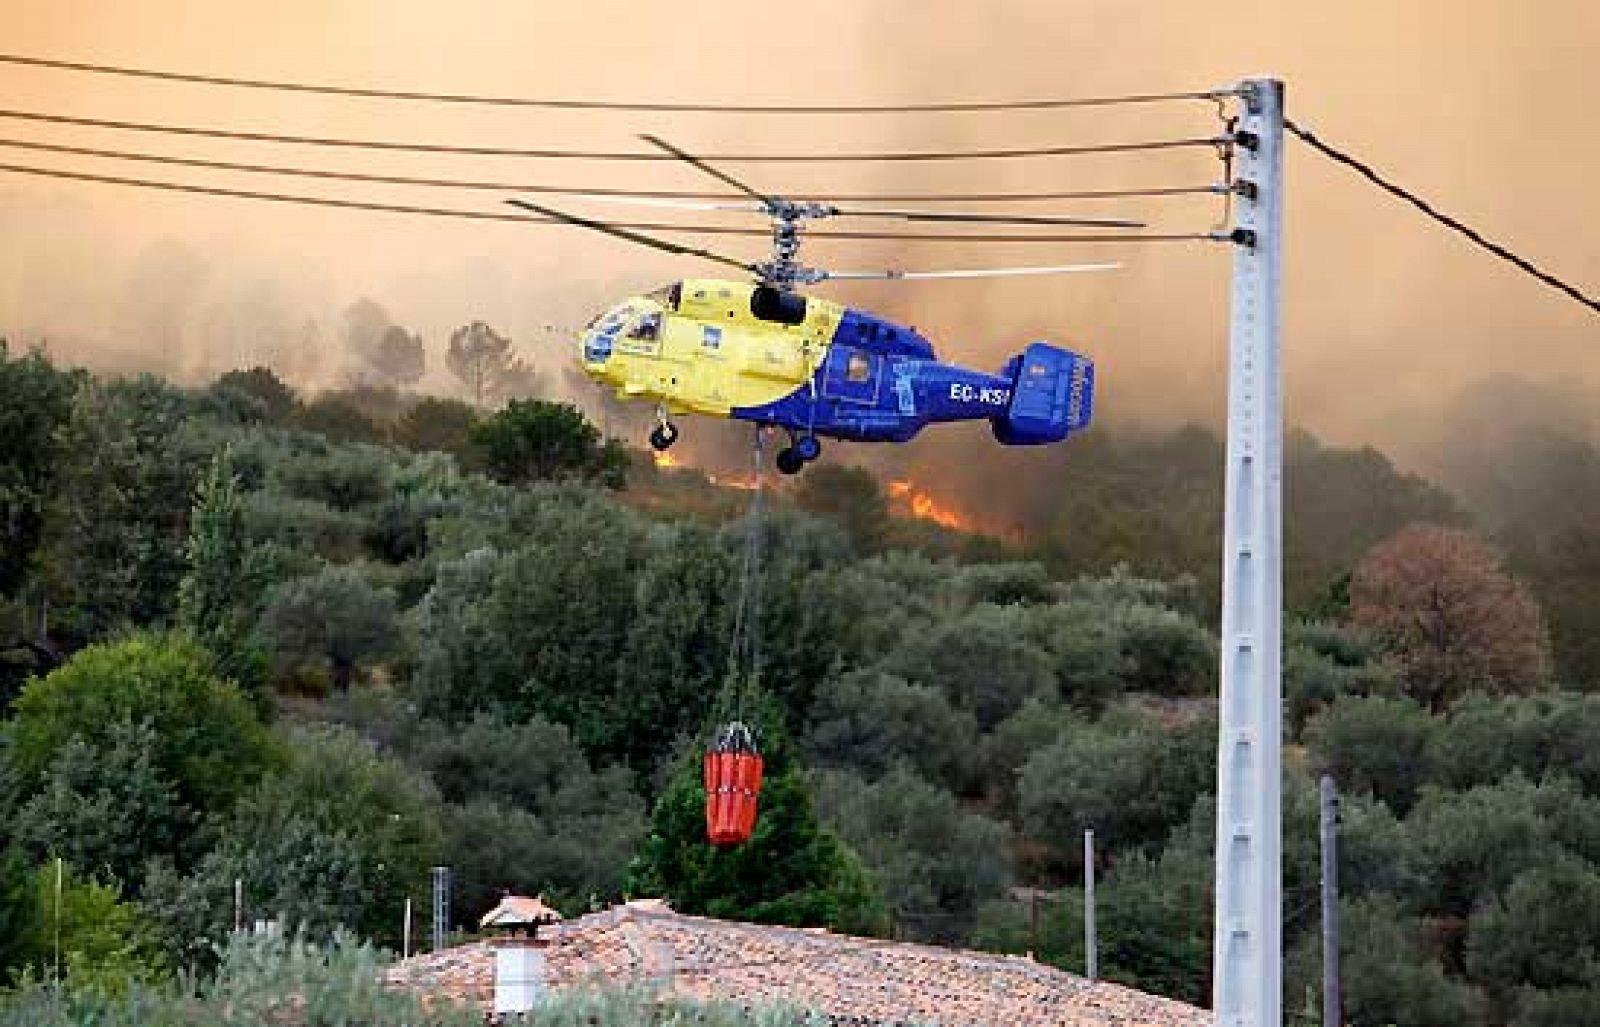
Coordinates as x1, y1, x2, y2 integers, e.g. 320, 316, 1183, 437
775, 432, 821, 475
649, 423, 679, 451
649, 407, 680, 451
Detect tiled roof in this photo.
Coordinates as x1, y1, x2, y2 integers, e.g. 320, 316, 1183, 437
388, 901, 1210, 1026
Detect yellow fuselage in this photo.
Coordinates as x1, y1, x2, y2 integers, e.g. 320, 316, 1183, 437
580, 279, 843, 415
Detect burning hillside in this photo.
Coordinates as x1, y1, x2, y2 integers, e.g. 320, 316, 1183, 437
886, 480, 975, 533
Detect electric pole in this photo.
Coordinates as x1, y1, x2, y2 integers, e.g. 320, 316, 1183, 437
1212, 76, 1286, 1027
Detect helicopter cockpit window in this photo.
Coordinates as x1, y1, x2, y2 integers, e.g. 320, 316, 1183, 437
617, 311, 656, 339
846, 350, 872, 383
627, 313, 662, 341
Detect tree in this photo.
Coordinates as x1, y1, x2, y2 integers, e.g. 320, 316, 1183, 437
0, 847, 40, 983
469, 400, 628, 488
1305, 694, 1437, 814
1465, 854, 1600, 1020
273, 446, 393, 512
1431, 692, 1600, 794
291, 395, 386, 444
263, 566, 398, 690
882, 604, 1056, 731
1284, 620, 1399, 737
409, 713, 645, 825
1110, 602, 1217, 697
628, 718, 887, 937
368, 326, 425, 387
408, 501, 650, 760
445, 321, 534, 406
18, 860, 169, 992
8, 634, 273, 815
35, 375, 204, 644
0, 343, 81, 600
438, 796, 641, 925
1350, 523, 1551, 711
793, 465, 892, 553
1285, 894, 1481, 1027
150, 724, 443, 952
1019, 710, 1214, 870
393, 397, 477, 462
339, 299, 425, 387
975, 807, 1214, 1005
211, 367, 296, 424
177, 447, 271, 703
13, 720, 189, 890
1401, 774, 1600, 921
802, 670, 977, 792
813, 767, 1011, 944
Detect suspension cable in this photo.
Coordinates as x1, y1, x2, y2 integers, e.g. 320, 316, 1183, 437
1286, 119, 1599, 316
0, 53, 1237, 114
0, 108, 1226, 163
723, 427, 767, 726
0, 137, 1227, 204
0, 162, 1224, 243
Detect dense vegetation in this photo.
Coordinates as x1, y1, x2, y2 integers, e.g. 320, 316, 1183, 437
2, 338, 1598, 1024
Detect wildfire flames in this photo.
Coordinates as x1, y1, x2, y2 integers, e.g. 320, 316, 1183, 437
887, 480, 976, 533
653, 449, 758, 490
708, 473, 759, 491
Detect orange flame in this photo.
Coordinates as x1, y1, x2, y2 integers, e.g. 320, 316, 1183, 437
653, 450, 681, 469
887, 480, 975, 533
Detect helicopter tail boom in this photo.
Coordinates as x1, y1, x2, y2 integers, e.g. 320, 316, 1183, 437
990, 343, 1096, 445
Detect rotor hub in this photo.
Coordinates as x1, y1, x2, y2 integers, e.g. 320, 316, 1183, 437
756, 201, 835, 290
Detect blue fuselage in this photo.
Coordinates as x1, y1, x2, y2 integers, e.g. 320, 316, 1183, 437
731, 309, 1018, 442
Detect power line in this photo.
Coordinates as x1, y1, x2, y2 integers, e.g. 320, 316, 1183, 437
0, 136, 1227, 205
0, 108, 1226, 163
1286, 119, 1599, 316
0, 52, 1235, 114
0, 161, 1221, 244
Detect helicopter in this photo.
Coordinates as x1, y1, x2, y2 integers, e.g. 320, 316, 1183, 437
509, 136, 1124, 474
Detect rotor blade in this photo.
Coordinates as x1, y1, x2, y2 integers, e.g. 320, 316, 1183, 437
640, 134, 771, 204
821, 262, 1122, 281
828, 206, 1145, 229
505, 198, 753, 272
558, 192, 763, 214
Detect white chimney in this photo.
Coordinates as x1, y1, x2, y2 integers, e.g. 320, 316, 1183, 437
493, 937, 546, 1016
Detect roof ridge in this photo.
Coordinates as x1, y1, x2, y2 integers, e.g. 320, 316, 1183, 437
616, 905, 1085, 980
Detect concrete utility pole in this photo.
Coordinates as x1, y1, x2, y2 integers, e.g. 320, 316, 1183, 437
1211, 76, 1286, 1027
1320, 775, 1342, 1026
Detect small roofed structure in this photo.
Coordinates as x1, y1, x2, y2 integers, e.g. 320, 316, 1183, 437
479, 894, 563, 937
480, 895, 563, 1016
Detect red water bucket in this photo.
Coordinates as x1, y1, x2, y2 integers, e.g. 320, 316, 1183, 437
704, 723, 763, 846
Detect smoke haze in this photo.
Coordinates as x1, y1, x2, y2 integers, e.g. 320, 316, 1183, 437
2, 0, 1596, 476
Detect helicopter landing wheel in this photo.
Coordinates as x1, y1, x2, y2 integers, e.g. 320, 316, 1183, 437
794, 435, 822, 462
649, 422, 679, 451
775, 447, 806, 475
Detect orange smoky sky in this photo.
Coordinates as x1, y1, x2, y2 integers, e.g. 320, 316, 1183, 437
0, 0, 1596, 466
